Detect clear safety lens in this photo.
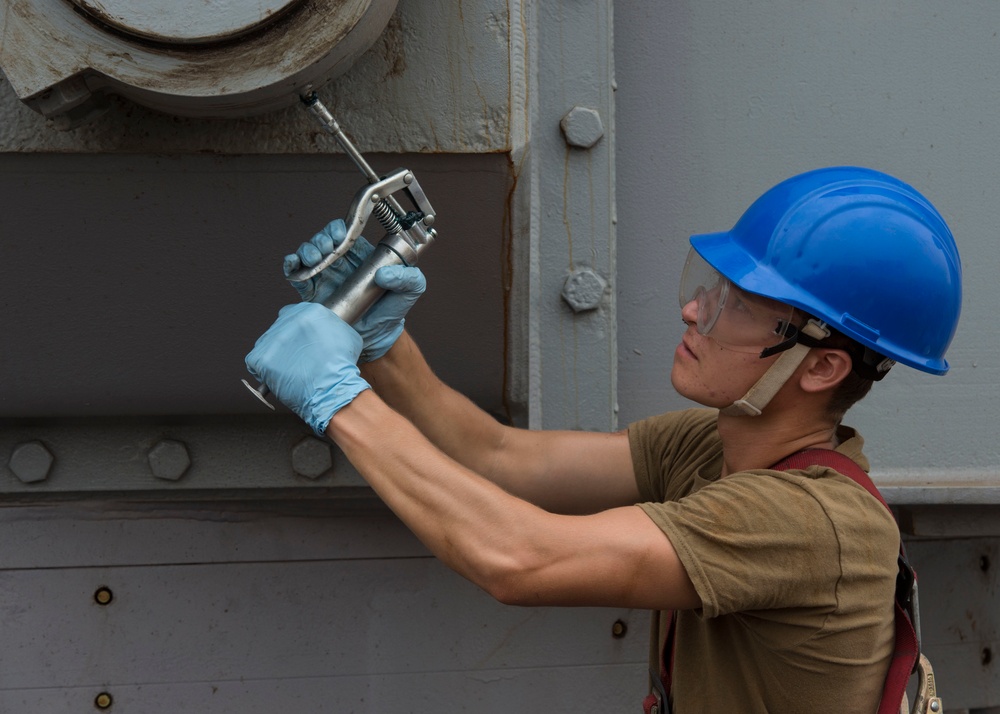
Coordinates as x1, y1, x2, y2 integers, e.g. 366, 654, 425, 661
679, 249, 795, 354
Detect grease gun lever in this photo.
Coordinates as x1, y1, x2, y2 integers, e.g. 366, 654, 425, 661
242, 92, 439, 409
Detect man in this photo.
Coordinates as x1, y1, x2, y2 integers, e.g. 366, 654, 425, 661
247, 166, 962, 712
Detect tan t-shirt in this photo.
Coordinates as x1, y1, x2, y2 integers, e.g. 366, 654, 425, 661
629, 409, 898, 713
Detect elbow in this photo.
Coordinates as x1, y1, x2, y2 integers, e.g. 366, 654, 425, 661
471, 550, 546, 607
483, 568, 539, 607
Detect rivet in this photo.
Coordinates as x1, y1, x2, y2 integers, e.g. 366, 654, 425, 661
94, 692, 113, 709
403, 172, 413, 185
291, 437, 333, 479
561, 268, 607, 312
560, 105, 605, 149
929, 701, 940, 712
147, 440, 191, 481
371, 193, 381, 203
94, 587, 113, 606
8, 441, 54, 484
611, 619, 628, 639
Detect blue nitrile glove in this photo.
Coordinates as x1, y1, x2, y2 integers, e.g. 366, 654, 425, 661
245, 302, 370, 436
284, 218, 426, 362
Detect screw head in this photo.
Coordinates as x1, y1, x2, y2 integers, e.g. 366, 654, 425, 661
291, 437, 333, 479
147, 440, 191, 481
561, 268, 607, 312
560, 105, 605, 149
8, 441, 54, 483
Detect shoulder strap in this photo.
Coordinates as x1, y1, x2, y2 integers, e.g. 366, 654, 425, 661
771, 449, 920, 714
772, 448, 890, 510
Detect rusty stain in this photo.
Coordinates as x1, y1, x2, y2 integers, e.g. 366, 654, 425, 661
377, 11, 406, 79
563, 146, 573, 266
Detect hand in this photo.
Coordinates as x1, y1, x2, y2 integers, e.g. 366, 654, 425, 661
284, 219, 426, 362
245, 302, 370, 436
284, 219, 372, 305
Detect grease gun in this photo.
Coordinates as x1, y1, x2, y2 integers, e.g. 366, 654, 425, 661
243, 92, 438, 408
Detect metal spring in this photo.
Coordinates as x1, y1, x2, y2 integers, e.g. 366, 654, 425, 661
373, 199, 403, 234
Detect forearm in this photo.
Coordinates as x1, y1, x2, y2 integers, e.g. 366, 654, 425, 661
360, 331, 508, 477
326, 390, 699, 610
326, 389, 536, 594
361, 332, 640, 514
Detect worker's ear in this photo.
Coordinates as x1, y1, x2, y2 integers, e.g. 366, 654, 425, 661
798, 348, 853, 394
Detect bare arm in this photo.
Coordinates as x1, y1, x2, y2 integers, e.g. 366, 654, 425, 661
328, 390, 699, 610
361, 331, 640, 514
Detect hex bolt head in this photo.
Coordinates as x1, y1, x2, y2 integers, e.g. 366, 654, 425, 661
291, 437, 333, 479
560, 105, 605, 149
8, 441, 54, 484
147, 440, 191, 481
561, 268, 607, 312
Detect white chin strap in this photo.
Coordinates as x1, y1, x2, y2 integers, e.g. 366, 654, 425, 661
720, 319, 831, 417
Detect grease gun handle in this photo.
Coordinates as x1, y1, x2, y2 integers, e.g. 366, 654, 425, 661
241, 240, 412, 410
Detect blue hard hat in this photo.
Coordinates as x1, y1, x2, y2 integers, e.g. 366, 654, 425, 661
689, 166, 963, 374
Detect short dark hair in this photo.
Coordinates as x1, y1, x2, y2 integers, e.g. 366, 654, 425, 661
816, 325, 877, 421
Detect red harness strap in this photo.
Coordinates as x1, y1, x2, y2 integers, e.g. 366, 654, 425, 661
643, 449, 920, 714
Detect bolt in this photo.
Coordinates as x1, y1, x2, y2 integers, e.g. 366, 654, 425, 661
560, 105, 605, 149
94, 691, 113, 709
8, 441, 54, 483
147, 440, 191, 481
291, 437, 333, 479
561, 268, 607, 312
94, 587, 114, 606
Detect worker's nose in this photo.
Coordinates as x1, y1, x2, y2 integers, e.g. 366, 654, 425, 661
680, 295, 699, 325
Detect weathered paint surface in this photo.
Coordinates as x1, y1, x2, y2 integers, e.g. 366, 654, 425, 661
0, 503, 647, 713
0, 0, 511, 152
0, 0, 397, 125
71, 0, 303, 45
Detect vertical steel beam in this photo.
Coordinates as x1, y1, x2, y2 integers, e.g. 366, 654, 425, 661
507, 0, 617, 431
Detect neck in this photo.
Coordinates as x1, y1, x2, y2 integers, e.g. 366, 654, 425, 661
716, 408, 838, 477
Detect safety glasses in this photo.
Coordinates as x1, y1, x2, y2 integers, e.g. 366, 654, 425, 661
679, 249, 796, 355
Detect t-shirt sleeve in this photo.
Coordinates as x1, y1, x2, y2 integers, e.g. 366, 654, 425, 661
637, 472, 843, 619
628, 408, 720, 503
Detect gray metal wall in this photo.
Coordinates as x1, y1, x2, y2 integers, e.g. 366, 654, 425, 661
1, 0, 998, 711
613, 4, 1000, 708
614, 1, 999, 477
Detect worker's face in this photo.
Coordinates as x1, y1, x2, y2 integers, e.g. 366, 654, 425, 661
672, 250, 794, 407
671, 306, 781, 408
